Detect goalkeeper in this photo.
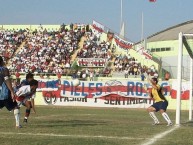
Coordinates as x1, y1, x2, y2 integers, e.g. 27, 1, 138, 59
146, 77, 172, 126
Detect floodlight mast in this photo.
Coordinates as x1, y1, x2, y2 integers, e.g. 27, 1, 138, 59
120, 0, 123, 32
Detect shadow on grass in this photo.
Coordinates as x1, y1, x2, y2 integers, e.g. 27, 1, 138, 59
33, 119, 107, 128
180, 121, 193, 127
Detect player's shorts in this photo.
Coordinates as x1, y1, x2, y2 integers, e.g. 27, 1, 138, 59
15, 96, 31, 107
151, 101, 168, 112
15, 96, 25, 107
15, 96, 25, 102
0, 96, 18, 111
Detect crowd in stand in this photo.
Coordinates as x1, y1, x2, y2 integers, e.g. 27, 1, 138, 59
0, 29, 26, 62
113, 53, 158, 78
77, 30, 112, 60
0, 24, 159, 79
7, 25, 84, 75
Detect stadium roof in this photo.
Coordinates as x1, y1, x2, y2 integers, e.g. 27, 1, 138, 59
146, 20, 193, 42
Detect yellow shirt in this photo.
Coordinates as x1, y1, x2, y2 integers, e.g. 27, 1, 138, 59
151, 85, 165, 102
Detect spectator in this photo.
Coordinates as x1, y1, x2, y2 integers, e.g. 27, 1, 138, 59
141, 73, 146, 81
164, 72, 170, 81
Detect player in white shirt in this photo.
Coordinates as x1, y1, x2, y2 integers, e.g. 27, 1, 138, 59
15, 79, 38, 123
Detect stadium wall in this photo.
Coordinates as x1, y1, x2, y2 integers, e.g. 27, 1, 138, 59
147, 40, 190, 57
16, 75, 190, 110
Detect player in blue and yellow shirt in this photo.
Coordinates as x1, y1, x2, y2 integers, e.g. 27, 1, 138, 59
147, 77, 172, 126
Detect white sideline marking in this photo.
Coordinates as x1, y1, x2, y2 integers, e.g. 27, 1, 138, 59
0, 131, 144, 140
34, 114, 97, 119
141, 126, 179, 145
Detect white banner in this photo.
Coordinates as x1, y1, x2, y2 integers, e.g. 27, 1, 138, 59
77, 58, 107, 67
114, 35, 133, 49
92, 20, 104, 32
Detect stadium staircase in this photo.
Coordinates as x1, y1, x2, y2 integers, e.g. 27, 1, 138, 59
6, 41, 26, 67
70, 36, 86, 63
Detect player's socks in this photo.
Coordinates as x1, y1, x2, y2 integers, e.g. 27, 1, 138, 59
24, 109, 31, 123
162, 112, 172, 125
23, 117, 28, 123
14, 109, 20, 127
25, 109, 30, 117
15, 125, 22, 129
149, 112, 160, 124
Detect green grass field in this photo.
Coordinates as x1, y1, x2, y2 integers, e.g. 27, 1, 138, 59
0, 106, 193, 145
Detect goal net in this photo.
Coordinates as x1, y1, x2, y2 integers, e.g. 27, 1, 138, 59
176, 32, 193, 125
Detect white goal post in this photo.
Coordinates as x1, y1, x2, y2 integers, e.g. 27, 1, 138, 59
176, 32, 193, 125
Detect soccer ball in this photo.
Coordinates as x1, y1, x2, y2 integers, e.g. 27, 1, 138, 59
72, 78, 80, 86
82, 73, 86, 78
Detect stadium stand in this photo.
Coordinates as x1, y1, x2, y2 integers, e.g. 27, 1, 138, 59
0, 24, 158, 79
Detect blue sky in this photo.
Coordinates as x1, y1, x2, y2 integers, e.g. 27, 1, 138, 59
0, 0, 193, 42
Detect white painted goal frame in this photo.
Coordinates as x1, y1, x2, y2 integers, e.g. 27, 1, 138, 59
176, 32, 193, 125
